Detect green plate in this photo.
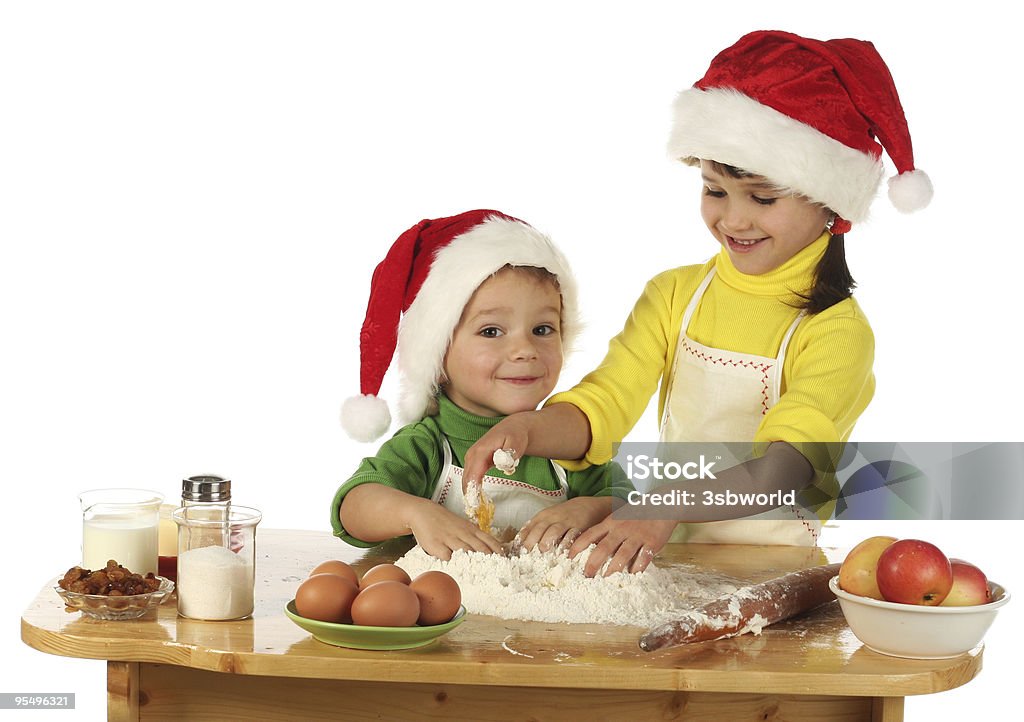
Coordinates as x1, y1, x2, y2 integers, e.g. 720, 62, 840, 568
285, 600, 467, 650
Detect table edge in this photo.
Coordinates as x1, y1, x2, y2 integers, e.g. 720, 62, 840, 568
20, 616, 984, 696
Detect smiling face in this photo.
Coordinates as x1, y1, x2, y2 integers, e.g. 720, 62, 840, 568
699, 160, 831, 276
442, 267, 563, 417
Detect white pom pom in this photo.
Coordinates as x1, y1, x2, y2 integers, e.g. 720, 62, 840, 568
340, 394, 391, 442
887, 169, 933, 213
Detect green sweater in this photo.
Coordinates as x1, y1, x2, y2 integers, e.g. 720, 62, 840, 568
332, 394, 633, 547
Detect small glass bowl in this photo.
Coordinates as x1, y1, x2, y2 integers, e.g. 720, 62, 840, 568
55, 576, 175, 620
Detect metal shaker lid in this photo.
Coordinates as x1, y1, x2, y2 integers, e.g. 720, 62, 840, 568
181, 474, 231, 503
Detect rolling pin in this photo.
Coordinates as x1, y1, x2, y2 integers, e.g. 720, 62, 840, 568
639, 562, 840, 651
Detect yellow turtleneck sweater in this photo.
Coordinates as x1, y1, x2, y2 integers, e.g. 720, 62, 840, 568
549, 232, 875, 468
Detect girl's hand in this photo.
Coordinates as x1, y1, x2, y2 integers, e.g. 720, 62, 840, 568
462, 413, 533, 493
514, 497, 613, 554
568, 517, 677, 577
406, 500, 504, 560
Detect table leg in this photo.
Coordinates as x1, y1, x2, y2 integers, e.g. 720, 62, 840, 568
108, 661, 140, 722
871, 696, 905, 722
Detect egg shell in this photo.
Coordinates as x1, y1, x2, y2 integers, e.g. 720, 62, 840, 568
295, 573, 360, 623
409, 571, 462, 626
310, 560, 359, 587
360, 563, 411, 588
350, 580, 420, 627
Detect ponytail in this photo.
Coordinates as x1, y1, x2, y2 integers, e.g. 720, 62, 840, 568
796, 233, 855, 314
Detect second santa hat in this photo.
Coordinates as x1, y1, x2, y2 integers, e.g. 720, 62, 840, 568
667, 30, 932, 232
341, 210, 579, 442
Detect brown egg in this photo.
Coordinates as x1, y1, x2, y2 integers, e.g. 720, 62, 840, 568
360, 563, 411, 588
295, 573, 360, 623
409, 571, 462, 626
350, 581, 420, 627
310, 560, 359, 587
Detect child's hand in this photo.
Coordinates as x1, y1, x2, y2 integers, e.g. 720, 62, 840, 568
462, 403, 592, 491
407, 500, 504, 560
567, 517, 677, 578
462, 414, 532, 491
514, 497, 613, 554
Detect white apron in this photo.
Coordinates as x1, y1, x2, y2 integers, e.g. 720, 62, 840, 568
431, 437, 568, 533
660, 268, 820, 545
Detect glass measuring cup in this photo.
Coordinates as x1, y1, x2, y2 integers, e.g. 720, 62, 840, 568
79, 488, 164, 576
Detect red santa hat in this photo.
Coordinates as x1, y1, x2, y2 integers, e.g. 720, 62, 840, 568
341, 210, 579, 442
667, 30, 932, 233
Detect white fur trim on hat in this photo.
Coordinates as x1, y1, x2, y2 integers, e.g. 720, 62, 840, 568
341, 394, 392, 443
667, 87, 884, 223
395, 216, 579, 425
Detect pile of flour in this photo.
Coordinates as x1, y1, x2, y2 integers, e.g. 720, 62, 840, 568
395, 545, 739, 627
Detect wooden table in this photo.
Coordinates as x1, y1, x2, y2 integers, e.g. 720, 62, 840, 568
22, 529, 982, 721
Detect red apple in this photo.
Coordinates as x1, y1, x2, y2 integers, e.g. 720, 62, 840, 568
940, 559, 993, 606
838, 535, 897, 600
876, 539, 953, 606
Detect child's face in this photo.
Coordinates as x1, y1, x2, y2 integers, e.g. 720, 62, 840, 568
699, 160, 831, 276
442, 268, 563, 417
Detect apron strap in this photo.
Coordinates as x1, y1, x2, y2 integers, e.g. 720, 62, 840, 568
773, 311, 806, 400
441, 436, 454, 480
429, 436, 457, 504
681, 266, 717, 336
549, 460, 568, 493
663, 267, 716, 431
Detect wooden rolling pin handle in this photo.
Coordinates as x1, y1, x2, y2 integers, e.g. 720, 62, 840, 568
639, 562, 841, 652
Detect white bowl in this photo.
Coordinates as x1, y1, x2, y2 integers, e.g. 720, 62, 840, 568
829, 576, 1010, 659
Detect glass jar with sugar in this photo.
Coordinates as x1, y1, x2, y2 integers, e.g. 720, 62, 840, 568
173, 505, 261, 620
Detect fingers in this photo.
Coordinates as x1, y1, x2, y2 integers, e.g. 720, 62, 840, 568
515, 521, 540, 552
464, 417, 529, 491
568, 524, 604, 559
516, 518, 575, 553
556, 528, 582, 553
537, 524, 575, 553
581, 528, 644, 577
629, 546, 656, 574
492, 446, 519, 475
415, 518, 504, 559
420, 540, 454, 561
426, 539, 499, 559
593, 538, 657, 577
423, 519, 642, 575
583, 545, 612, 578
452, 526, 504, 556
461, 444, 483, 493
461, 470, 483, 497
474, 531, 505, 555
463, 433, 513, 491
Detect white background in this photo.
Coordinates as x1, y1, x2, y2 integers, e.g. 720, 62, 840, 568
2, 2, 1020, 720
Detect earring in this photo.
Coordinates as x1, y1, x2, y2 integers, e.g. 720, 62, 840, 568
825, 215, 836, 232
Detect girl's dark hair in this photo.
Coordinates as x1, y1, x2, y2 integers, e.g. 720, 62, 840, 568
708, 161, 856, 314
796, 233, 855, 314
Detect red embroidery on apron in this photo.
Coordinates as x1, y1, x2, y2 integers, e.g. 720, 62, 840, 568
682, 340, 773, 414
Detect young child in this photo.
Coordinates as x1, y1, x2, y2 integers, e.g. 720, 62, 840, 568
464, 31, 932, 575
333, 210, 632, 560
